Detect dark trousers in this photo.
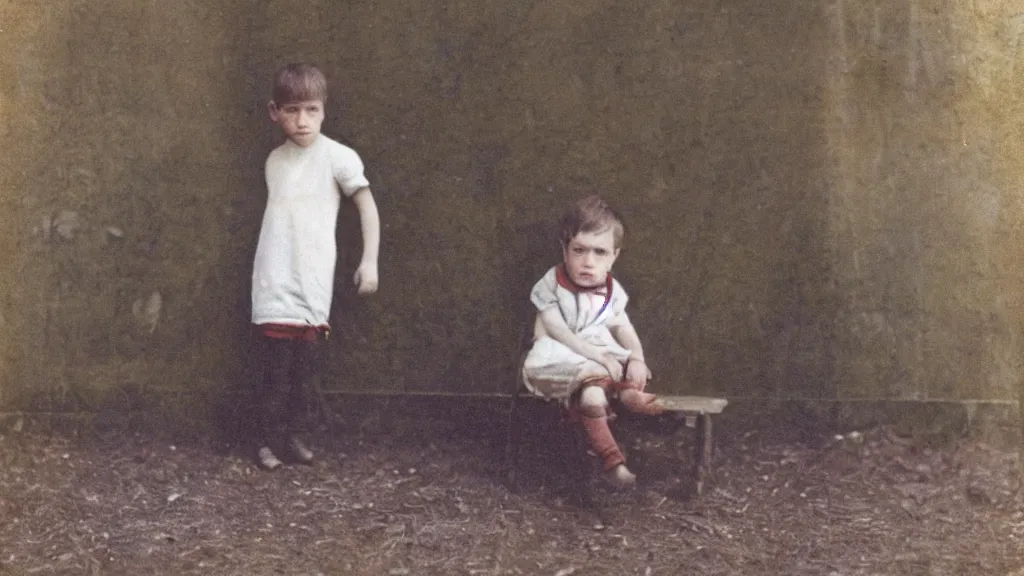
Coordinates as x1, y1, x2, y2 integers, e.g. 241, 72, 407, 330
252, 334, 320, 448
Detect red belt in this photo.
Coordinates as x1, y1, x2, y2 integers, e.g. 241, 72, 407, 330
255, 323, 330, 342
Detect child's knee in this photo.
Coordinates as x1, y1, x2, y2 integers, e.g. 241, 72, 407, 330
577, 385, 608, 418
579, 385, 608, 408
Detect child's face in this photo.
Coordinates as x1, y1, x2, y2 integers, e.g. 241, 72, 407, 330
562, 228, 620, 288
269, 99, 325, 147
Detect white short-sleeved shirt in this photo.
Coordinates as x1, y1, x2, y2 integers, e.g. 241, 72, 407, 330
251, 135, 370, 326
529, 266, 630, 333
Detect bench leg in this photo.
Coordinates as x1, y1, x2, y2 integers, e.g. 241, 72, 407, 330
568, 420, 595, 508
503, 388, 524, 488
694, 413, 713, 496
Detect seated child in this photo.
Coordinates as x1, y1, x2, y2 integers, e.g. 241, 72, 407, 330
249, 63, 381, 470
521, 195, 662, 489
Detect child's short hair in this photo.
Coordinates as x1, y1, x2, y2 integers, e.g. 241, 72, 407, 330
272, 63, 327, 105
560, 195, 625, 249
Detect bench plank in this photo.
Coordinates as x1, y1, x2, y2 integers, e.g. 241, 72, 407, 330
655, 395, 728, 414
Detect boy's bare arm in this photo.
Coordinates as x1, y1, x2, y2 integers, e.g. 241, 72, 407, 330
539, 307, 623, 380
351, 187, 380, 295
611, 320, 652, 388
610, 320, 645, 361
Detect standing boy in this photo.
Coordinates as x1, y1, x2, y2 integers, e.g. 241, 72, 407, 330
522, 195, 663, 488
250, 63, 380, 470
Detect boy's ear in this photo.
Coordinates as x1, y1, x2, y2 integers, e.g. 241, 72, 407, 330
267, 101, 280, 123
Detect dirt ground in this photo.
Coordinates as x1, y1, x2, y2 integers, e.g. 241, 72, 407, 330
1, 399, 1022, 576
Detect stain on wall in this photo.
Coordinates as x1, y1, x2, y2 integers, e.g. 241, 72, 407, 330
0, 0, 1021, 433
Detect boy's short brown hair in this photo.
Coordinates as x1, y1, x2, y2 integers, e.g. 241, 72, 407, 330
272, 63, 327, 105
560, 194, 625, 249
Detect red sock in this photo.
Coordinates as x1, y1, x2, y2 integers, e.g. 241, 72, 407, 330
580, 415, 625, 471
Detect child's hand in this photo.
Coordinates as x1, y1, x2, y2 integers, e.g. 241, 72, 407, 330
353, 262, 379, 295
625, 359, 651, 390
599, 353, 624, 381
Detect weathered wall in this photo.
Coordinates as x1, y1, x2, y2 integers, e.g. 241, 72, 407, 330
0, 1, 253, 417
252, 0, 837, 400
825, 1, 1024, 431
0, 0, 1021, 435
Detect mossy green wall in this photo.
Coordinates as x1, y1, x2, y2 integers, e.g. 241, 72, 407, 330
253, 0, 838, 399
0, 1, 252, 413
1, 1, 1021, 432
826, 1, 1024, 409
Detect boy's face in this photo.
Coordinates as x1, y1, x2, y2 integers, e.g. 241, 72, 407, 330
268, 99, 325, 147
562, 228, 620, 288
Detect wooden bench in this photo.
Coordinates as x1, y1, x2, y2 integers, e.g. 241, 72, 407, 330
652, 395, 729, 495
504, 384, 728, 499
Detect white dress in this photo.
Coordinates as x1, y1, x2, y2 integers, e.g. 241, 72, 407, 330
521, 266, 632, 400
